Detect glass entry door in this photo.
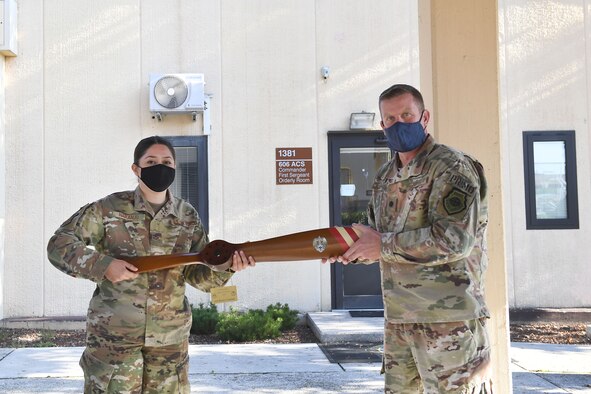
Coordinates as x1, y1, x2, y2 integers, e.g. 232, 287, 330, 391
328, 131, 391, 309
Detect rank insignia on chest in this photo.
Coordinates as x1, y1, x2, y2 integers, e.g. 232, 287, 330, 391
443, 188, 468, 215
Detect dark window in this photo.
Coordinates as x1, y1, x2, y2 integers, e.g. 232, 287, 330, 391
523, 130, 578, 229
164, 136, 209, 231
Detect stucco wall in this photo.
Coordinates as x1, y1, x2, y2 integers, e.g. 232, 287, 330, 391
4, 0, 419, 318
499, 0, 591, 308
0, 57, 5, 320
7, 0, 586, 319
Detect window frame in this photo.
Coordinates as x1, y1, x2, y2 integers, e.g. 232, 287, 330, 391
522, 130, 578, 230
164, 136, 209, 231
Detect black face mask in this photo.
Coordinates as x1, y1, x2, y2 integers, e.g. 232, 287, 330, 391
139, 164, 175, 192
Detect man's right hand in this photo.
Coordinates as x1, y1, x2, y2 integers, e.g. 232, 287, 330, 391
105, 259, 139, 283
321, 224, 382, 265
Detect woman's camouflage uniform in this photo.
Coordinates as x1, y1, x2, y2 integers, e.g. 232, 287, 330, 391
365, 135, 492, 393
48, 187, 232, 393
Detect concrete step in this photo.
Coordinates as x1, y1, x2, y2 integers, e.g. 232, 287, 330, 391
308, 309, 591, 342
0, 316, 85, 330
306, 310, 383, 343
509, 308, 591, 323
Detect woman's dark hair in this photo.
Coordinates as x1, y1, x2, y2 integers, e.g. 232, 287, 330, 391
133, 136, 176, 165
379, 84, 425, 112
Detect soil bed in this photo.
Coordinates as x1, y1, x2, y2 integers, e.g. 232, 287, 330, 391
0, 324, 319, 348
509, 322, 590, 345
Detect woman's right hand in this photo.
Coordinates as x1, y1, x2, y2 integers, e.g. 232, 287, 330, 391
105, 259, 139, 283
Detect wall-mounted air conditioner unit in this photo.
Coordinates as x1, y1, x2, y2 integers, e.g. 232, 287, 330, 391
149, 73, 205, 121
0, 0, 17, 56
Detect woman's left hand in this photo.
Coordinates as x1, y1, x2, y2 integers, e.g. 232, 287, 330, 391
230, 250, 256, 272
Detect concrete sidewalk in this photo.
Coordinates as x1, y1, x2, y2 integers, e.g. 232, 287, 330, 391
0, 344, 382, 393
511, 343, 591, 393
0, 342, 590, 393
1, 311, 590, 393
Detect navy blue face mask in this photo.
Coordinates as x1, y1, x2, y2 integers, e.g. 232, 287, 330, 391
383, 111, 427, 153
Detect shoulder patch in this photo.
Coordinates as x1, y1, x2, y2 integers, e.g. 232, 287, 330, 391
443, 188, 468, 215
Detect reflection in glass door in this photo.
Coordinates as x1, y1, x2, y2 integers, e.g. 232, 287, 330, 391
328, 131, 391, 310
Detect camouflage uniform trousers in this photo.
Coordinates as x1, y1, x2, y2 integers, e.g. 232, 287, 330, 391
79, 336, 190, 394
383, 318, 492, 393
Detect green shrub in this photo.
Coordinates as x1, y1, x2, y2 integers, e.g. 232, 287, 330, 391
190, 303, 219, 335
190, 302, 300, 342
266, 303, 299, 331
216, 308, 282, 342
341, 210, 368, 225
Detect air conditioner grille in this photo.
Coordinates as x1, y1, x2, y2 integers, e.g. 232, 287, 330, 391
154, 76, 189, 109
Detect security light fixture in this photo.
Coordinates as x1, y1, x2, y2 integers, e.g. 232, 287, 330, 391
349, 112, 375, 130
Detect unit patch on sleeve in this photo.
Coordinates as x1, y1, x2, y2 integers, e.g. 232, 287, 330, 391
443, 188, 468, 215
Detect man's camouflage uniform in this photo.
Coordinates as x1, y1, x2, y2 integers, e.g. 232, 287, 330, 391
48, 187, 232, 393
364, 135, 492, 393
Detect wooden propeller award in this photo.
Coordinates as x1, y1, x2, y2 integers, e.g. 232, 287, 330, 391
124, 226, 361, 273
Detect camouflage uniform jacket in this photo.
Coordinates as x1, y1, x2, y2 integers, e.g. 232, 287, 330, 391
367, 135, 489, 323
47, 187, 233, 346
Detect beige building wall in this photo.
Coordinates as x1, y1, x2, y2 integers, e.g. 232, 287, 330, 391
3, 0, 420, 317
314, 0, 420, 309
498, 0, 591, 308
0, 57, 5, 320
12, 1, 591, 390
